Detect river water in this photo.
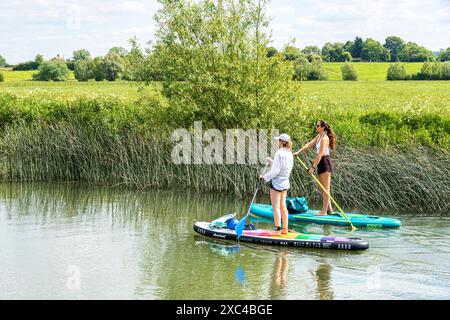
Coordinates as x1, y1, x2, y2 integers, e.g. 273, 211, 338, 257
0, 183, 449, 300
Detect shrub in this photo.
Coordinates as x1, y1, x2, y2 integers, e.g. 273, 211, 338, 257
341, 51, 352, 62
32, 60, 70, 81
13, 61, 38, 71
442, 61, 450, 80
0, 54, 6, 67
412, 62, 450, 80
308, 61, 328, 80
74, 59, 94, 81
387, 63, 410, 80
341, 63, 358, 81
293, 57, 327, 80
437, 47, 450, 62
0, 72, 4, 82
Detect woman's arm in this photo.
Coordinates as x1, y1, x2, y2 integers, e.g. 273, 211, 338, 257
261, 152, 281, 182
293, 135, 319, 156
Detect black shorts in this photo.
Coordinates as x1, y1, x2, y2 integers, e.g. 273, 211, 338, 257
269, 181, 288, 192
317, 155, 333, 175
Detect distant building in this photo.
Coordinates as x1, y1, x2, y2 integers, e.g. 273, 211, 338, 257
53, 54, 66, 61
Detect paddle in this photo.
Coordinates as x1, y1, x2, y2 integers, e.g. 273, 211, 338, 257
296, 156, 357, 231
235, 163, 269, 239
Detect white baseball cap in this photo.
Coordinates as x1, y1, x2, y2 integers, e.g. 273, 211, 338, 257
274, 133, 291, 142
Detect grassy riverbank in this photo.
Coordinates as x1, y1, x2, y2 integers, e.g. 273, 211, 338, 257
0, 80, 449, 214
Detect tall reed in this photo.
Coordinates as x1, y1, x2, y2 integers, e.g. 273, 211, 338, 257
0, 121, 448, 215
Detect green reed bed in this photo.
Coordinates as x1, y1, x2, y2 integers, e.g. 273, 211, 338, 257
0, 90, 448, 215
0, 121, 448, 215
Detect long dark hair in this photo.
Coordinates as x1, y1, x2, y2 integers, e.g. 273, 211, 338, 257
318, 120, 336, 150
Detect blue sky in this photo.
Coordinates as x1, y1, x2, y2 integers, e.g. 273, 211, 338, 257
1, 0, 449, 64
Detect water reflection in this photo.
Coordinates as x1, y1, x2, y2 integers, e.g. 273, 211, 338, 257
1, 182, 449, 299
315, 263, 334, 300
269, 252, 289, 299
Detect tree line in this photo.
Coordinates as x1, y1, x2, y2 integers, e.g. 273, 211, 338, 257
1, 32, 450, 82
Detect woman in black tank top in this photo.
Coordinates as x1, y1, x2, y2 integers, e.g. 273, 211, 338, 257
293, 120, 336, 215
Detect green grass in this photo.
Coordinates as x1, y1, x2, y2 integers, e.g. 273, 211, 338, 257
323, 62, 424, 81
0, 63, 427, 82
0, 68, 75, 82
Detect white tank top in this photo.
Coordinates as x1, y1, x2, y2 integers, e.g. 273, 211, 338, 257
316, 132, 330, 156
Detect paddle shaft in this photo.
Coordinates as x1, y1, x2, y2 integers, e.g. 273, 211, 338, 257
296, 156, 357, 230
236, 163, 270, 239
245, 163, 269, 217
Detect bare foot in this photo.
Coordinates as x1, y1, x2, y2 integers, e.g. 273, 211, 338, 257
281, 228, 288, 235
315, 211, 328, 216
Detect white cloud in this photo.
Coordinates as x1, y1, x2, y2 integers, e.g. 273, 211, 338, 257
0, 0, 449, 63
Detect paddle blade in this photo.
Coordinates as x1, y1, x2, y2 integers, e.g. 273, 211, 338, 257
235, 216, 247, 239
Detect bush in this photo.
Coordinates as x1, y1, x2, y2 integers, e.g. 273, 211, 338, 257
387, 63, 410, 80
32, 60, 70, 81
442, 61, 450, 80
74, 59, 94, 81
308, 61, 328, 80
293, 56, 327, 81
341, 51, 352, 62
411, 62, 450, 80
0, 72, 4, 82
0, 55, 7, 67
437, 47, 450, 62
341, 63, 358, 80
13, 61, 38, 71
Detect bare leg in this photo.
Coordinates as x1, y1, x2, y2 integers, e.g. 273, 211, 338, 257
317, 172, 331, 215
279, 190, 289, 234
270, 188, 282, 235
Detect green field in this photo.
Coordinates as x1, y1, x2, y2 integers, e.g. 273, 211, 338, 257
323, 62, 424, 81
1, 62, 425, 82
0, 68, 75, 82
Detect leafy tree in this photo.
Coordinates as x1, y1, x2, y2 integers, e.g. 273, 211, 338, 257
413, 62, 447, 80
341, 63, 358, 80
32, 60, 70, 81
399, 42, 434, 62
283, 45, 302, 61
384, 36, 405, 62
302, 45, 320, 56
293, 55, 327, 81
343, 41, 354, 53
108, 47, 128, 58
103, 51, 124, 81
74, 59, 94, 81
441, 61, 450, 80
72, 49, 91, 62
321, 42, 348, 62
92, 57, 107, 81
387, 63, 410, 80
307, 61, 328, 80
351, 37, 364, 59
35, 54, 45, 67
437, 47, 450, 62
341, 51, 352, 62
266, 46, 278, 58
150, 0, 301, 130
13, 56, 43, 71
361, 38, 390, 62
0, 54, 7, 67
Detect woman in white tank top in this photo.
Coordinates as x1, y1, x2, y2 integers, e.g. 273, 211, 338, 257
293, 120, 336, 215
